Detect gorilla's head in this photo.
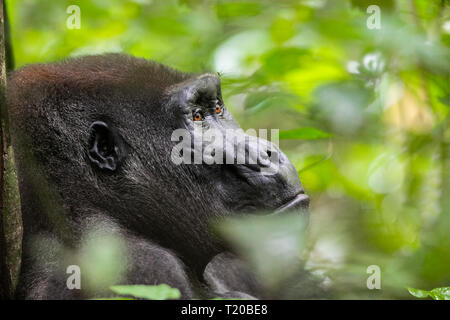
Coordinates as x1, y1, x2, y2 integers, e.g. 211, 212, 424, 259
8, 54, 308, 270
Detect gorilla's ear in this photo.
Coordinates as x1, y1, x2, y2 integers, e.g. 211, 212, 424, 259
88, 121, 123, 171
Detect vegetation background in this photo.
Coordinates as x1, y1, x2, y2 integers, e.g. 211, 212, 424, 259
4, 0, 450, 299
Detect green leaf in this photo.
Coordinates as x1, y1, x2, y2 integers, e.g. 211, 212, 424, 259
109, 284, 181, 300
407, 287, 430, 298
430, 287, 450, 300
407, 287, 450, 300
279, 127, 332, 140
92, 297, 135, 300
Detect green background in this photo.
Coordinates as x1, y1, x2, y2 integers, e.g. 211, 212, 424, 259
7, 0, 450, 298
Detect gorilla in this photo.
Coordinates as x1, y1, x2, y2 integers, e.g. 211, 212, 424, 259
7, 54, 309, 299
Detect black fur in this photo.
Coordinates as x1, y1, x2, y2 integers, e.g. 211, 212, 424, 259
7, 54, 307, 299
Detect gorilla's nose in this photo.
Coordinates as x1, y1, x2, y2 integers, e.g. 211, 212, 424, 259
227, 135, 303, 182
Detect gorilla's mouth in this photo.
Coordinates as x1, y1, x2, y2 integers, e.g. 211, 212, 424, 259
273, 191, 310, 215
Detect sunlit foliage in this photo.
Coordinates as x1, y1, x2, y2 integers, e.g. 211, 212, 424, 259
8, 0, 450, 299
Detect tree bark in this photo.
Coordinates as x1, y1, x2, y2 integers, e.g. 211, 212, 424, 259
0, 0, 21, 300
0, 0, 10, 300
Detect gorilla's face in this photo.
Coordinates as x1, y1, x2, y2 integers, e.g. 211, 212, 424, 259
166, 74, 309, 214
87, 71, 308, 267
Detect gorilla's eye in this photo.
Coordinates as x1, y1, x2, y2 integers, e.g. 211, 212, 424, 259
215, 104, 223, 115
193, 109, 204, 121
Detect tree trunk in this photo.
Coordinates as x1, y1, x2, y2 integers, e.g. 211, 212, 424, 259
0, 0, 10, 300
0, 0, 21, 300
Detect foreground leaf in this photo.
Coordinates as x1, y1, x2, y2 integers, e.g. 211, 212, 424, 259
217, 213, 308, 289
110, 284, 181, 300
407, 287, 450, 300
93, 297, 134, 300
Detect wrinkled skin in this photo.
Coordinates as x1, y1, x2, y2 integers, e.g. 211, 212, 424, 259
7, 54, 309, 299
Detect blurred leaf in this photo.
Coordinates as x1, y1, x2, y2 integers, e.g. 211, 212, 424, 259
79, 225, 127, 293
109, 284, 181, 300
263, 47, 308, 75
279, 127, 331, 140
350, 0, 395, 11
218, 213, 308, 289
215, 1, 263, 19
244, 90, 298, 112
270, 17, 295, 44
93, 297, 135, 300
313, 81, 373, 134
